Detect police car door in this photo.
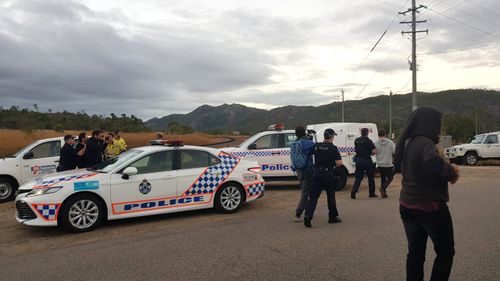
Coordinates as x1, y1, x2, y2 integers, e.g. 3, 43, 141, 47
175, 149, 222, 210
483, 134, 500, 158
110, 150, 177, 216
20, 140, 61, 183
246, 133, 286, 177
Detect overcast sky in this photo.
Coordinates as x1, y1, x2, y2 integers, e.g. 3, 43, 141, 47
1, 0, 499, 120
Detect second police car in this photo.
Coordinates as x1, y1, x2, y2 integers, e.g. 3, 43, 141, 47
224, 123, 379, 190
15, 141, 264, 232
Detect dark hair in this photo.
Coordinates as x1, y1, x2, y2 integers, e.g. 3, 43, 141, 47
92, 130, 103, 137
78, 132, 86, 142
64, 135, 73, 142
108, 132, 114, 137
378, 129, 386, 137
295, 126, 306, 138
114, 130, 120, 135
361, 128, 369, 136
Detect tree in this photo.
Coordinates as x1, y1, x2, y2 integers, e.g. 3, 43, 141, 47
443, 114, 475, 143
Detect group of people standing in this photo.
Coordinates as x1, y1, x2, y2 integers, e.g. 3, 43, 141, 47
291, 107, 460, 281
57, 130, 127, 172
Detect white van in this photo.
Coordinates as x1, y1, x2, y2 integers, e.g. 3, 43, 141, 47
224, 123, 378, 189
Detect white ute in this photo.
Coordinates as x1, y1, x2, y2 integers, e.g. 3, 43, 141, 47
444, 132, 500, 165
224, 123, 378, 190
0, 137, 64, 202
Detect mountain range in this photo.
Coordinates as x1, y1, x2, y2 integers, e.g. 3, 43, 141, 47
146, 89, 500, 135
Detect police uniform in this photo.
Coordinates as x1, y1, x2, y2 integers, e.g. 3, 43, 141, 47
351, 133, 377, 198
304, 129, 342, 227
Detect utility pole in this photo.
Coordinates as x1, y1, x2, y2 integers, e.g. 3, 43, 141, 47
341, 88, 345, 122
475, 106, 478, 135
400, 0, 428, 111
389, 91, 393, 138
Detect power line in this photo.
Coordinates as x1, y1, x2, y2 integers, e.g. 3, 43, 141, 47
427, 7, 496, 37
343, 0, 410, 89
419, 41, 500, 55
465, 0, 500, 18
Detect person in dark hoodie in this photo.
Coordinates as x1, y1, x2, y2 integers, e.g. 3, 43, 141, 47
84, 130, 105, 167
393, 107, 459, 281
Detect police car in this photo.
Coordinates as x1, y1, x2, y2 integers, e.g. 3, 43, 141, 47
224, 123, 378, 189
0, 137, 65, 203
444, 131, 500, 165
15, 141, 264, 232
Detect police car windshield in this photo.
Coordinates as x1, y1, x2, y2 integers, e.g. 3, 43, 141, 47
470, 135, 485, 144
93, 149, 142, 173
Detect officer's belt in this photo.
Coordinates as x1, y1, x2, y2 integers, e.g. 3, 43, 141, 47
314, 166, 335, 172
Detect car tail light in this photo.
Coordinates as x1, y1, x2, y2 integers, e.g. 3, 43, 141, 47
248, 167, 261, 173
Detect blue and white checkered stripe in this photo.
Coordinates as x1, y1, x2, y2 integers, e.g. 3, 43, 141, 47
231, 150, 290, 158
37, 173, 96, 187
185, 154, 240, 196
338, 147, 355, 153
34, 204, 59, 220
247, 183, 265, 196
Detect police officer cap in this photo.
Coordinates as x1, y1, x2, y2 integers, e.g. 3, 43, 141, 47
324, 128, 337, 138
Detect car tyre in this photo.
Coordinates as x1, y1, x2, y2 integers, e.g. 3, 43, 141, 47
214, 183, 245, 214
0, 178, 17, 203
334, 167, 348, 191
463, 152, 478, 166
59, 193, 105, 233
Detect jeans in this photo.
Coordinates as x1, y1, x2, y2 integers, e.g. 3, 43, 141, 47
351, 158, 376, 195
379, 166, 394, 190
295, 170, 313, 216
304, 170, 338, 219
400, 203, 455, 281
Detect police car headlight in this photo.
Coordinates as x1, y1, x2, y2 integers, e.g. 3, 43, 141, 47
26, 186, 63, 197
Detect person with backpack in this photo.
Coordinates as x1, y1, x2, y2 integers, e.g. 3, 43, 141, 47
304, 129, 343, 228
290, 126, 315, 222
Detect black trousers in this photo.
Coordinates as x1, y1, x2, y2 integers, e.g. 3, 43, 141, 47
379, 166, 394, 190
305, 170, 338, 219
351, 158, 376, 195
400, 203, 455, 281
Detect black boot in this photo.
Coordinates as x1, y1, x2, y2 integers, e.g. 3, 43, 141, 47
328, 217, 342, 223
304, 217, 312, 228
351, 192, 356, 199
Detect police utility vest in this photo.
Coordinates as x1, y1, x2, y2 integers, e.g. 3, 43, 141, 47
314, 142, 339, 169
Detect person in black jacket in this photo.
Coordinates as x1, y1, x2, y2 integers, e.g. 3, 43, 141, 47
304, 129, 343, 228
394, 107, 459, 281
76, 132, 87, 168
350, 128, 377, 199
57, 135, 85, 172
84, 130, 105, 168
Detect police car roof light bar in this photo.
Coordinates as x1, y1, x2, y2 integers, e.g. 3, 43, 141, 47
268, 123, 285, 131
166, 140, 184, 147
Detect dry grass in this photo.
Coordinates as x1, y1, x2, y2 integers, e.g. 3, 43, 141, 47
0, 129, 229, 156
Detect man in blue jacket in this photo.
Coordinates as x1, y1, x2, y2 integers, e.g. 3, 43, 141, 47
291, 126, 315, 222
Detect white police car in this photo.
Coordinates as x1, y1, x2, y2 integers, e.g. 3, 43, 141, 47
224, 123, 378, 189
15, 142, 264, 232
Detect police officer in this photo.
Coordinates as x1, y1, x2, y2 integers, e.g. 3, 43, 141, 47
351, 128, 377, 199
304, 129, 343, 228
58, 135, 85, 172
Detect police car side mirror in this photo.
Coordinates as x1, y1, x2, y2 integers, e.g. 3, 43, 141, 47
122, 167, 138, 180
23, 151, 34, 160
248, 143, 257, 150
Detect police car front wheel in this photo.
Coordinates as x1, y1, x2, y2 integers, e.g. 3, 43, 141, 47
59, 194, 105, 233
215, 183, 244, 214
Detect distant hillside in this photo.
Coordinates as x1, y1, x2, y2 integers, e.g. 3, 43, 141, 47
146, 89, 500, 138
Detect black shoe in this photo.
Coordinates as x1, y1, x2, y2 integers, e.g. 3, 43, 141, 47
380, 188, 388, 198
304, 217, 312, 228
369, 194, 378, 198
351, 192, 356, 199
328, 217, 342, 223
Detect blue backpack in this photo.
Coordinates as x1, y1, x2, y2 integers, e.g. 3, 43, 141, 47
290, 140, 308, 170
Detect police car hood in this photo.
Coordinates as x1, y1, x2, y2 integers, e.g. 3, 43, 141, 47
19, 169, 100, 191
0, 157, 17, 166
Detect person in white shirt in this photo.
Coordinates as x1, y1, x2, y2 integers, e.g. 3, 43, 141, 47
374, 129, 395, 198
